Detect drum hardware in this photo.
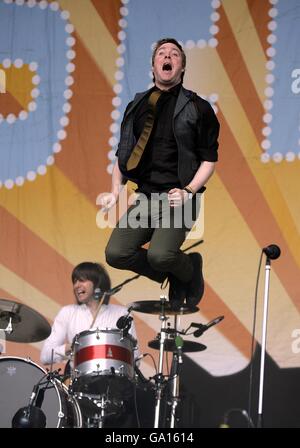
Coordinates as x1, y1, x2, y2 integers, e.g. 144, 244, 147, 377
0, 298, 51, 343
0, 357, 81, 428
128, 296, 199, 428
130, 299, 199, 316
116, 306, 134, 336
1, 311, 21, 335
167, 346, 181, 428
129, 297, 224, 428
11, 367, 69, 428
12, 372, 49, 428
68, 328, 137, 427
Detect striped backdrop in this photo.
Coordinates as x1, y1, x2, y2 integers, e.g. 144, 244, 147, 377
0, 0, 299, 384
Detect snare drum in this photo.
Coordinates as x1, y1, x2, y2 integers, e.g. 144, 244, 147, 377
71, 328, 136, 404
0, 356, 82, 428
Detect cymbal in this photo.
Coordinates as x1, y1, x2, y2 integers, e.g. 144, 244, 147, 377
148, 338, 206, 353
130, 300, 199, 315
0, 298, 51, 343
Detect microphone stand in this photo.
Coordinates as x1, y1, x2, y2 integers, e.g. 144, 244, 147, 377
257, 256, 271, 428
256, 244, 281, 428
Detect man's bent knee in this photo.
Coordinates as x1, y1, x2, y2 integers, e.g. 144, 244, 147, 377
147, 249, 176, 272
105, 245, 124, 269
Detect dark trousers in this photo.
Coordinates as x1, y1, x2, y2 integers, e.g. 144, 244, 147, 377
105, 194, 200, 284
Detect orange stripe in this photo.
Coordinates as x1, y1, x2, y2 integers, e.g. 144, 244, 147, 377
0, 210, 164, 366
0, 289, 15, 300
55, 34, 113, 202
0, 91, 23, 116
0, 205, 74, 307
0, 286, 52, 324
217, 111, 300, 309
217, 4, 264, 139
201, 284, 253, 358
4, 343, 42, 367
91, 0, 122, 44
247, 0, 270, 54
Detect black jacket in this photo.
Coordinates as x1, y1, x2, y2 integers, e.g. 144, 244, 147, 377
117, 86, 220, 190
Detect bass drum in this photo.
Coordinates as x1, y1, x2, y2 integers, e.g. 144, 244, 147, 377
0, 356, 82, 428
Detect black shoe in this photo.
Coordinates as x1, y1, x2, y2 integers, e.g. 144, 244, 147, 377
168, 273, 186, 310
186, 253, 204, 307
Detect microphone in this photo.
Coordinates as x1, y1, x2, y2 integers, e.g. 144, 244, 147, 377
116, 307, 133, 330
12, 384, 46, 428
192, 315, 224, 337
263, 244, 281, 260
93, 286, 121, 300
29, 384, 39, 407
93, 287, 103, 300
94, 285, 122, 300
175, 335, 184, 364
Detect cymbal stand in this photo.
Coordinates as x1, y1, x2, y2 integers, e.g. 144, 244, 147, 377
169, 314, 181, 428
1, 311, 21, 335
87, 396, 106, 428
154, 296, 169, 428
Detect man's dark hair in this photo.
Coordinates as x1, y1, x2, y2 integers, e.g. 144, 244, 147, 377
152, 37, 186, 82
72, 262, 111, 303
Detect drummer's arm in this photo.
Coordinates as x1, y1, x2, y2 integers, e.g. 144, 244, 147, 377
65, 343, 72, 356
40, 307, 70, 365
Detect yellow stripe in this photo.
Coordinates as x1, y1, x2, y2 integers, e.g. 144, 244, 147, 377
57, 0, 118, 87
185, 47, 300, 269
0, 65, 33, 109
269, 162, 300, 226
0, 166, 110, 266
0, 264, 60, 320
0, 67, 6, 93
0, 264, 60, 354
222, 0, 267, 102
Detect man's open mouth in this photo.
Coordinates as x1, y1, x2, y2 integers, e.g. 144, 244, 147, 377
162, 63, 172, 71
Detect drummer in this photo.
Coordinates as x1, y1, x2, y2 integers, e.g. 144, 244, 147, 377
40, 261, 138, 365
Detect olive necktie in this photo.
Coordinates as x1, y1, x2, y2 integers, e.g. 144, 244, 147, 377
126, 89, 162, 171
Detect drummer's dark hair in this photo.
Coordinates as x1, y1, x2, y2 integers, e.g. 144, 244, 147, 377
72, 262, 111, 303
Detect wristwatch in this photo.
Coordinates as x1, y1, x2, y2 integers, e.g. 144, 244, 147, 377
183, 187, 194, 199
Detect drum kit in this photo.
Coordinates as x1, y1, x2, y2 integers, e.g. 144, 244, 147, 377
0, 296, 223, 428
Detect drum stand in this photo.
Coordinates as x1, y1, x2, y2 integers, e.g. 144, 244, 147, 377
153, 297, 183, 428
154, 297, 168, 428
168, 315, 181, 428
86, 396, 106, 428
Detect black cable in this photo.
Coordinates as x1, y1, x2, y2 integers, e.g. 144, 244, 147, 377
132, 381, 141, 428
247, 249, 264, 427
144, 352, 158, 374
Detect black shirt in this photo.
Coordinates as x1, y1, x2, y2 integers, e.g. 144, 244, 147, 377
133, 83, 182, 194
